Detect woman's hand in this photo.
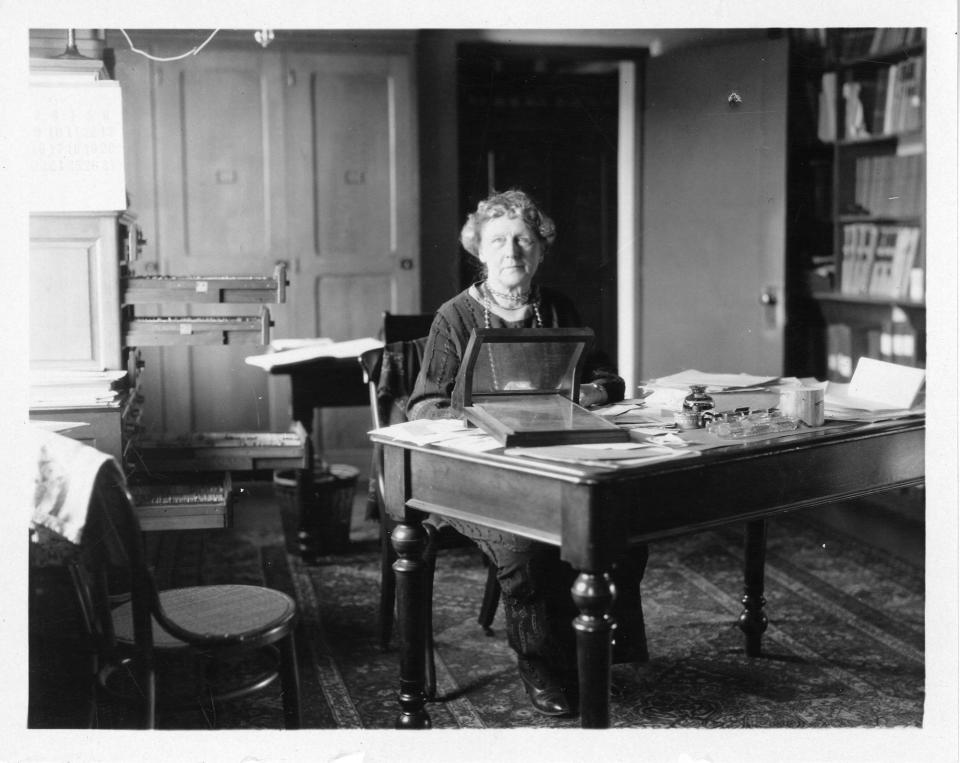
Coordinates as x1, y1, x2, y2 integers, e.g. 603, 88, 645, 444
578, 382, 607, 408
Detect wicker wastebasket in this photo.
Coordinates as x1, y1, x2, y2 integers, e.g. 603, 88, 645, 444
273, 464, 358, 562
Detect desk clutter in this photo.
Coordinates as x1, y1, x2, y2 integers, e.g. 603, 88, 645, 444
371, 358, 924, 470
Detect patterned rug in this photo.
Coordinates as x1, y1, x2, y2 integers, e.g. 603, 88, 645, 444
30, 482, 924, 730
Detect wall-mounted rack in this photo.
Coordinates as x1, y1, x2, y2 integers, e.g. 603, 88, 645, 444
123, 263, 287, 305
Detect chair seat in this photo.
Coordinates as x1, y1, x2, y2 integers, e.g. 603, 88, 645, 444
112, 584, 297, 649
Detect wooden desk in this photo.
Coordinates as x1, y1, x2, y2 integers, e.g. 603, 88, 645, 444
371, 417, 925, 729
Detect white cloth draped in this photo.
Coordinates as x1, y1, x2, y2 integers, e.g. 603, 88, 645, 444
30, 427, 117, 545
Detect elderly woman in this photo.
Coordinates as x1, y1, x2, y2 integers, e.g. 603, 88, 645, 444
407, 189, 647, 717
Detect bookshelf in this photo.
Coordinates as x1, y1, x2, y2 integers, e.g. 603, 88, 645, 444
812, 28, 925, 381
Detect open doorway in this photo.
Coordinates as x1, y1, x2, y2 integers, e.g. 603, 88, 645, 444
456, 43, 642, 366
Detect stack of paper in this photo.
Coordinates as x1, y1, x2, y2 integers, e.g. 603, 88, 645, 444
647, 370, 782, 392
370, 419, 499, 451
503, 442, 694, 469
29, 369, 128, 409
642, 369, 782, 414
824, 357, 925, 421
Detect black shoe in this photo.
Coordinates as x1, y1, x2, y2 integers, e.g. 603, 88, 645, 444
517, 659, 573, 717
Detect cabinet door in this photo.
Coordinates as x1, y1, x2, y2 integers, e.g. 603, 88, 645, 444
641, 37, 788, 377
30, 213, 122, 371
283, 50, 419, 459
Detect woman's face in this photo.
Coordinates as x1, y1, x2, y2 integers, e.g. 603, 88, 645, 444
477, 214, 543, 292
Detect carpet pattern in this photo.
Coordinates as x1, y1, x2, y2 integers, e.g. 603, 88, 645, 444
30, 483, 924, 729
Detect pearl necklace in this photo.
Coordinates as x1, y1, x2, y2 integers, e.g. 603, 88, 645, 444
484, 282, 531, 307
479, 283, 543, 390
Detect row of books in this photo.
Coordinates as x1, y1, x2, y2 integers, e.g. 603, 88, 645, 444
826, 313, 924, 383
818, 55, 924, 141
839, 223, 922, 300
851, 153, 924, 218
834, 27, 925, 61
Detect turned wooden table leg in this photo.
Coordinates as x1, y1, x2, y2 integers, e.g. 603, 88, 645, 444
392, 519, 432, 729
571, 571, 615, 729
739, 518, 768, 657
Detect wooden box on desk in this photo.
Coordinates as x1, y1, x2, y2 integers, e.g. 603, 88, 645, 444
451, 328, 627, 447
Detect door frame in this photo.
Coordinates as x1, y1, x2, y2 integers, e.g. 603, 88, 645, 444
452, 42, 647, 391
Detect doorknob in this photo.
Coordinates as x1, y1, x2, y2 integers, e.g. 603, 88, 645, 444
759, 286, 781, 331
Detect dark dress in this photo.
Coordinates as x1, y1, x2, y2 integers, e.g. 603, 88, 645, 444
407, 284, 648, 680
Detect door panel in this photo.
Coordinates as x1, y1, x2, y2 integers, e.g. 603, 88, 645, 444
181, 66, 268, 258
641, 37, 788, 379
285, 51, 418, 458
312, 73, 391, 257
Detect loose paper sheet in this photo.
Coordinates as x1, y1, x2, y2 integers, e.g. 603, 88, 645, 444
246, 337, 383, 371
846, 357, 926, 410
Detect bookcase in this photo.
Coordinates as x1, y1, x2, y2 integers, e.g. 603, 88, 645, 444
812, 28, 926, 381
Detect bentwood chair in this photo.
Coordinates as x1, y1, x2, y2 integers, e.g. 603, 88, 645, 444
360, 311, 500, 698
69, 460, 301, 728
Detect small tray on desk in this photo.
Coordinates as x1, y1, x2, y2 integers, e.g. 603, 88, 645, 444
452, 328, 628, 447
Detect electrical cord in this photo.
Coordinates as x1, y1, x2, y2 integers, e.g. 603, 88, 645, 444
118, 29, 220, 62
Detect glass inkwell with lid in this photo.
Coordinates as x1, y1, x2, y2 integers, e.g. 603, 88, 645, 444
681, 384, 715, 428
451, 327, 628, 447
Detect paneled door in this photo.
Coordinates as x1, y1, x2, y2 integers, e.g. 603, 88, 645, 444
641, 36, 788, 378
282, 50, 419, 461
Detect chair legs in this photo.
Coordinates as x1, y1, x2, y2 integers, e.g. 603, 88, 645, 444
278, 632, 302, 729
478, 559, 500, 635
